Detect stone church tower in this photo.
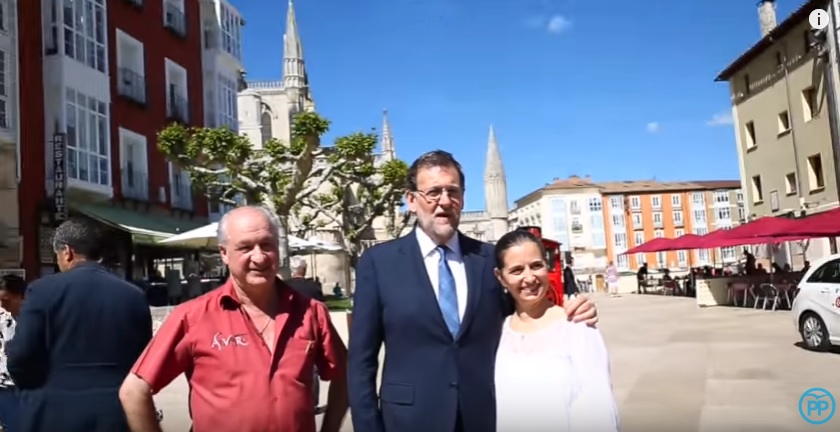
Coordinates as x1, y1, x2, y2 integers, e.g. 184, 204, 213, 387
483, 126, 509, 239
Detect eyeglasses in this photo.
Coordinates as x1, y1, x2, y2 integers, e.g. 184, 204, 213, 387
414, 186, 464, 202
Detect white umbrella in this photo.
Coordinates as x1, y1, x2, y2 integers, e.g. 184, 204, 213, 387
158, 222, 321, 251
305, 237, 343, 252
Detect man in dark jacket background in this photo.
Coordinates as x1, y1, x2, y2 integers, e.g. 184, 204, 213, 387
7, 218, 153, 432
286, 256, 325, 302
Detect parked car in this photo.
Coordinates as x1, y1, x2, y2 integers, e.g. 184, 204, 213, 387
792, 252, 840, 350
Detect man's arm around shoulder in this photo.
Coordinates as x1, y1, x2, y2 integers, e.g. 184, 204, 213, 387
7, 280, 51, 388
347, 249, 386, 432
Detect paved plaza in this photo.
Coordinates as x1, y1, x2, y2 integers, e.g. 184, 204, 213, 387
153, 295, 838, 431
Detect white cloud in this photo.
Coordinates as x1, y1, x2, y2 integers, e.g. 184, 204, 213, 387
706, 112, 734, 126
546, 15, 572, 33
646, 122, 660, 133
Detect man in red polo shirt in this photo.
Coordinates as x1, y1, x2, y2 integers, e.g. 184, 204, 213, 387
118, 206, 348, 432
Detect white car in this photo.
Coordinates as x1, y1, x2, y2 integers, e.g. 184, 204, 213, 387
792, 253, 840, 350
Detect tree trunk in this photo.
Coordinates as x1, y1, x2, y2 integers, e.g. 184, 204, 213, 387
277, 215, 292, 280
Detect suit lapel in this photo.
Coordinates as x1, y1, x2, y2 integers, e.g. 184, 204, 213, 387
398, 231, 451, 337
457, 233, 485, 340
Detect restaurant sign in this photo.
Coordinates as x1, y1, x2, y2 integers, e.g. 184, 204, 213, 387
53, 133, 67, 221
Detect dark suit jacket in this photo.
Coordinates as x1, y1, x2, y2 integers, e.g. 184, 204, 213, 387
286, 277, 326, 302
348, 231, 510, 432
7, 262, 153, 432
563, 266, 578, 295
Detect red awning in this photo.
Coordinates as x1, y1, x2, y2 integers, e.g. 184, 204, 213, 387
720, 216, 803, 239
782, 207, 840, 238
623, 237, 673, 254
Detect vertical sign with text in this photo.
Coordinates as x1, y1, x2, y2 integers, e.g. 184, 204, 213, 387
53, 133, 67, 222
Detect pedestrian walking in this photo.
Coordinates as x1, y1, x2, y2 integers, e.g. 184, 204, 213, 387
606, 261, 620, 297
7, 219, 153, 432
119, 206, 348, 432
347, 150, 599, 432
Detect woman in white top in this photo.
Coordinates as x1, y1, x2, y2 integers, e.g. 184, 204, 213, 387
493, 230, 620, 432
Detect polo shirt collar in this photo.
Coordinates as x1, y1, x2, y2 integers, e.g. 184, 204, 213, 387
218, 277, 293, 310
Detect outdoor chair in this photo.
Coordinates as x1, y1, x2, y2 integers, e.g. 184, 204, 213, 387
727, 281, 751, 306
752, 283, 781, 311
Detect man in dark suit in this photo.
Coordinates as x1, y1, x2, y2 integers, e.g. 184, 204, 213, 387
348, 150, 599, 432
7, 218, 153, 432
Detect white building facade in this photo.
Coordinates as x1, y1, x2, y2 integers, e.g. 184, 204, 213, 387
0, 0, 20, 268
200, 0, 244, 221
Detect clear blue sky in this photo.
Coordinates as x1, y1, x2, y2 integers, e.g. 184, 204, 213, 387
234, 0, 801, 211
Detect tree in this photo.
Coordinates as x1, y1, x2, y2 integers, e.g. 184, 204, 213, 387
157, 112, 410, 276
157, 112, 332, 276
289, 130, 410, 269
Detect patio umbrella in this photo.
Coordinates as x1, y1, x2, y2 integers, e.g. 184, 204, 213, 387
623, 237, 674, 254
158, 222, 323, 251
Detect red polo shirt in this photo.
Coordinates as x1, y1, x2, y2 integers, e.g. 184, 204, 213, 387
131, 279, 346, 432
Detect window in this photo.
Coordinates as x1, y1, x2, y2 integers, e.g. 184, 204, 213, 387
635, 253, 645, 265
616, 254, 629, 270
0, 49, 7, 128
65, 88, 109, 186
743, 74, 750, 95
630, 196, 641, 210
569, 200, 581, 215
0, 1, 6, 32
775, 51, 783, 66
713, 191, 729, 204
677, 250, 687, 266
691, 192, 705, 205
744, 121, 757, 149
119, 128, 148, 200
770, 190, 780, 212
807, 154, 825, 190
652, 212, 663, 227
736, 192, 743, 203
632, 213, 642, 227
613, 233, 627, 248
164, 0, 187, 37
802, 87, 817, 121
63, 0, 107, 73
656, 252, 666, 268
698, 249, 710, 263
777, 110, 790, 134
591, 232, 606, 249
785, 172, 797, 195
675, 229, 684, 238
692, 209, 706, 223
116, 30, 146, 105
570, 218, 583, 233
654, 230, 664, 238
716, 207, 731, 221
634, 232, 644, 246
673, 210, 683, 225
590, 213, 604, 230
807, 258, 840, 283
722, 246, 737, 261
751, 175, 763, 202
738, 204, 746, 222
220, 5, 242, 59
671, 194, 681, 207
170, 163, 192, 210
217, 74, 238, 130
609, 196, 623, 209
165, 59, 189, 123
650, 195, 661, 209
588, 197, 602, 212
611, 213, 624, 227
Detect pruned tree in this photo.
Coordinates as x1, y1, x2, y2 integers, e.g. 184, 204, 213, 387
157, 112, 332, 276
290, 130, 410, 269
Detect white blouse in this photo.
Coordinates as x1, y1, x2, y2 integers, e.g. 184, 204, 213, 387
495, 317, 620, 432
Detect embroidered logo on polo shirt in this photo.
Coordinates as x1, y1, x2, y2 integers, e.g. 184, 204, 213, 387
211, 332, 249, 350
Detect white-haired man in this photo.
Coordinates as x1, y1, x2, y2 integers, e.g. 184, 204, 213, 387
119, 206, 348, 432
287, 256, 325, 302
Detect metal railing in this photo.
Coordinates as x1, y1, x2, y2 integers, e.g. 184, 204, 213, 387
117, 68, 147, 105
164, 2, 187, 37
167, 93, 189, 123
121, 168, 149, 201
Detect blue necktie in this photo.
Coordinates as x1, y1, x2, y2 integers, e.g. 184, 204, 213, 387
437, 246, 460, 337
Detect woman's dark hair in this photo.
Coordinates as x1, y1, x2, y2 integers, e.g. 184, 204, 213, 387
0, 275, 27, 296
494, 229, 547, 270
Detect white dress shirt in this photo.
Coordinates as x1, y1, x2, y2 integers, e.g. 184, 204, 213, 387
415, 229, 468, 320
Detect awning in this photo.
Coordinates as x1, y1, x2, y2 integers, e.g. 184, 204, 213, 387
73, 203, 205, 246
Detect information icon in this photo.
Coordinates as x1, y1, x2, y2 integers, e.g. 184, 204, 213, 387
810, 9, 830, 30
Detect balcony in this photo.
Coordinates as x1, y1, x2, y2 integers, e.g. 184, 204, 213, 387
171, 180, 193, 211
117, 68, 147, 105
164, 3, 187, 37
167, 93, 189, 123
121, 168, 149, 201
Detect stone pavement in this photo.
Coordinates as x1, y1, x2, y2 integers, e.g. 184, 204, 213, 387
154, 295, 838, 431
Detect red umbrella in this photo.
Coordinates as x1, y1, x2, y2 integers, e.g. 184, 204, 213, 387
781, 207, 840, 238
623, 237, 673, 254
719, 216, 803, 239
666, 234, 702, 250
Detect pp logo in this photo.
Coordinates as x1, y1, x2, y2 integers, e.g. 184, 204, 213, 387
800, 387, 836, 425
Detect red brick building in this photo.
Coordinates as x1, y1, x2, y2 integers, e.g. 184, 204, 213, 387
18, 0, 208, 279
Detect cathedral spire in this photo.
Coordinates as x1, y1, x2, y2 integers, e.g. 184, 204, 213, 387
484, 125, 509, 239
380, 109, 396, 161
283, 0, 307, 91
